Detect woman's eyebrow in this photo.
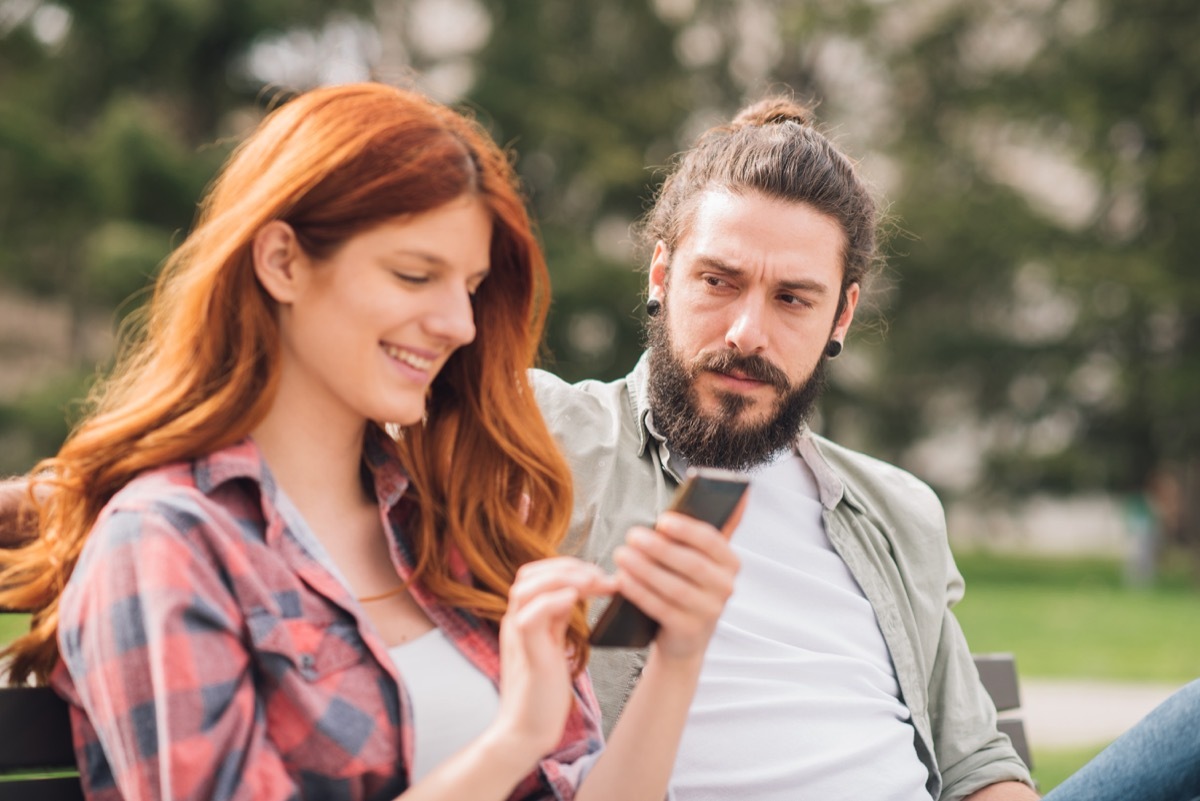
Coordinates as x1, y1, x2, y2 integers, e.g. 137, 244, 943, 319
388, 249, 491, 279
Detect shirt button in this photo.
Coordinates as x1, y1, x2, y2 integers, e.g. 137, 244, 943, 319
300, 654, 316, 677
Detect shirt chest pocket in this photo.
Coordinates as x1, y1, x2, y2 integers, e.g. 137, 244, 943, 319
247, 608, 369, 683
246, 608, 398, 778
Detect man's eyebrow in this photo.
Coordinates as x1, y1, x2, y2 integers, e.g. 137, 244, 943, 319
694, 255, 830, 294
779, 277, 829, 295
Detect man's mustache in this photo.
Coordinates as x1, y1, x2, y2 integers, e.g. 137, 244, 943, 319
693, 350, 790, 392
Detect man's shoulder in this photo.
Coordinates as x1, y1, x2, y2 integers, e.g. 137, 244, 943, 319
530, 368, 636, 427
809, 433, 931, 488
808, 432, 944, 521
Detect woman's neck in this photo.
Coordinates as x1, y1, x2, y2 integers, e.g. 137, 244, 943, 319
252, 389, 374, 533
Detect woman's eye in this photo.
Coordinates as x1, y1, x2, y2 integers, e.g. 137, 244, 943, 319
392, 272, 429, 286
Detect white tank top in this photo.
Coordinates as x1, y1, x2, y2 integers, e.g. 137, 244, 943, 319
668, 451, 929, 800
389, 628, 500, 782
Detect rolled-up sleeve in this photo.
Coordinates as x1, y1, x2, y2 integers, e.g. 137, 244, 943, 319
929, 561, 1035, 800
504, 669, 604, 801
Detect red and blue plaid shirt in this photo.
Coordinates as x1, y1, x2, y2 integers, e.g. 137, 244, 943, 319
51, 427, 603, 800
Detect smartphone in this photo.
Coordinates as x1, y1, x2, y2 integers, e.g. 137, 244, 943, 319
588, 466, 749, 648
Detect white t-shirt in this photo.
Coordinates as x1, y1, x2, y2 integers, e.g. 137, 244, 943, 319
668, 451, 930, 801
389, 629, 500, 782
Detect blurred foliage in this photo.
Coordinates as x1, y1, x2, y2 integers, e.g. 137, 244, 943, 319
0, 0, 375, 309
1, 0, 1199, 565
0, 366, 95, 470
844, 0, 1200, 560
0, 0, 372, 471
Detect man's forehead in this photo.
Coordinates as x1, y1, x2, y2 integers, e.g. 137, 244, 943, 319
676, 189, 846, 281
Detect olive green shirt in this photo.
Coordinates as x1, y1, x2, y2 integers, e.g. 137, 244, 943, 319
532, 353, 1033, 801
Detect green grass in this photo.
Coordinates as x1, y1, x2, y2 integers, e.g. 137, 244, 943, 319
0, 769, 79, 783
0, 613, 27, 642
953, 551, 1200, 683
953, 552, 1198, 791
1032, 743, 1108, 793
0, 613, 28, 647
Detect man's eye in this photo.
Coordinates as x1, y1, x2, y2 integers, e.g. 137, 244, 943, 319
780, 294, 813, 308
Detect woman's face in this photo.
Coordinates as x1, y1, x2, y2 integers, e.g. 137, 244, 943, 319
271, 195, 493, 429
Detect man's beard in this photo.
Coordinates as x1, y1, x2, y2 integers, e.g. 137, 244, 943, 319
646, 311, 828, 471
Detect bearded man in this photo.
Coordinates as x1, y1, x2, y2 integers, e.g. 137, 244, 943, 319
530, 96, 1032, 801
531, 98, 1199, 801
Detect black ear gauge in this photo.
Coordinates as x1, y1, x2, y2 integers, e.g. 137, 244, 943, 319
824, 339, 843, 358
646, 297, 662, 317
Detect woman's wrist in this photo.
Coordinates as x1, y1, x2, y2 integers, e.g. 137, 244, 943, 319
402, 721, 545, 800
474, 719, 548, 782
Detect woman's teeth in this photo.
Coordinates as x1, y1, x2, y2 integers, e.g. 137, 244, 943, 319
384, 345, 433, 371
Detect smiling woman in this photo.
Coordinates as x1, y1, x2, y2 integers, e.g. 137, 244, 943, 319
0, 83, 739, 801
254, 198, 492, 435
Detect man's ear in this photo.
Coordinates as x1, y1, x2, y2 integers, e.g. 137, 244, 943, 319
833, 282, 861, 340
252, 221, 305, 304
648, 240, 670, 302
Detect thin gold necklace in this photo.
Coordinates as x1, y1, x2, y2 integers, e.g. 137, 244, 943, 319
357, 584, 407, 604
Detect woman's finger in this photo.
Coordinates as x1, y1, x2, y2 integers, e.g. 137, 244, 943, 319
508, 557, 617, 610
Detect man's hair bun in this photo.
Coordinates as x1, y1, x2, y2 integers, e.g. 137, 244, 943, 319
730, 97, 814, 128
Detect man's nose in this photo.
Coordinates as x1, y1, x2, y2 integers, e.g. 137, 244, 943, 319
724, 298, 768, 355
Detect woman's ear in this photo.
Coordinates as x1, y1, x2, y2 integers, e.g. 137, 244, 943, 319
252, 221, 304, 304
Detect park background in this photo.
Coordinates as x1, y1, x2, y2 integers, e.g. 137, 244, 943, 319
1, 0, 1197, 791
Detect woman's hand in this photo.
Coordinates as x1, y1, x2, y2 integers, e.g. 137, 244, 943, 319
490, 557, 617, 761
611, 500, 744, 664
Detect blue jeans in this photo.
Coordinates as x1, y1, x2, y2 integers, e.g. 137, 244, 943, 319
1042, 679, 1200, 801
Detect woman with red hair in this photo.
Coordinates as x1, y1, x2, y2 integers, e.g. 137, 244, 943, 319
0, 83, 738, 800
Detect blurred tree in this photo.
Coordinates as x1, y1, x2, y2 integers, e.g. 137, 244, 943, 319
3, 0, 1198, 576
0, 0, 371, 471
817, 0, 1200, 567
467, 0, 719, 381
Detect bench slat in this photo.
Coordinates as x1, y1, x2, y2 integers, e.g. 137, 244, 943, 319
0, 686, 76, 771
973, 652, 1034, 770
974, 652, 1022, 712
0, 775, 85, 801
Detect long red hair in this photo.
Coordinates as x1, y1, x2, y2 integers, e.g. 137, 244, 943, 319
0, 83, 581, 684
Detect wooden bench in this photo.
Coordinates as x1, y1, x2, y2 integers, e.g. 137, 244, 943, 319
0, 684, 83, 801
974, 651, 1033, 769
